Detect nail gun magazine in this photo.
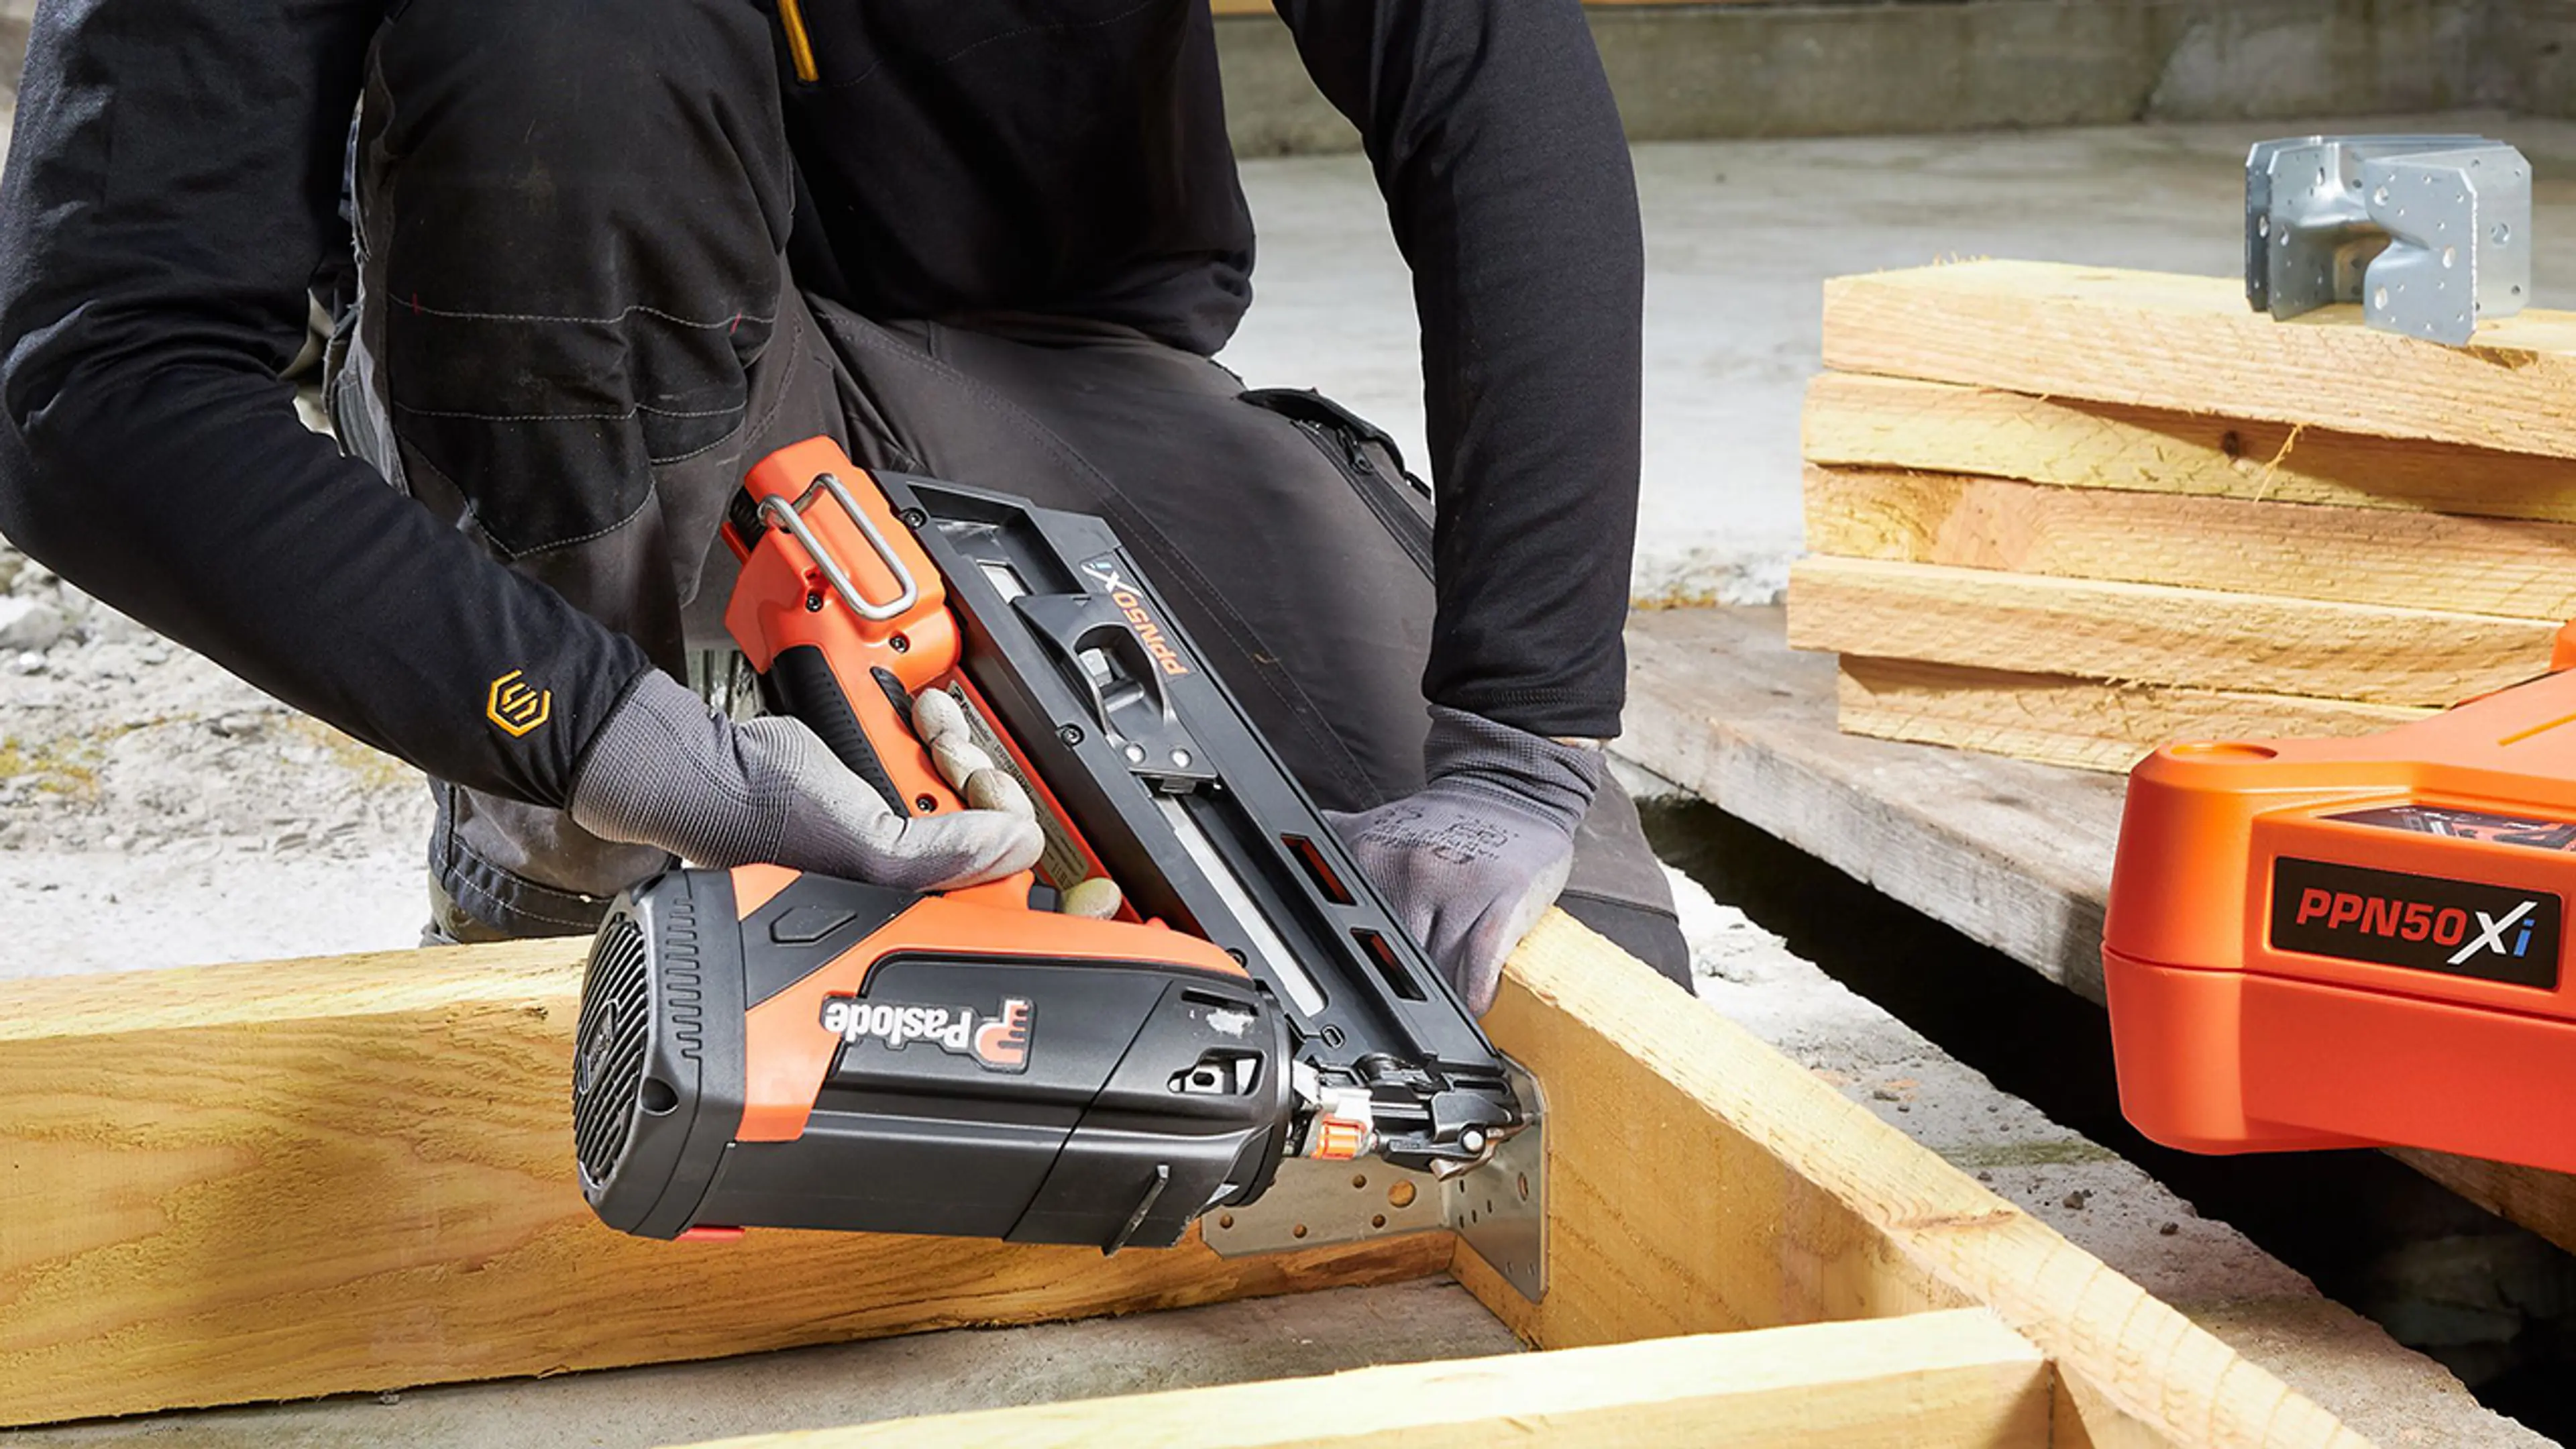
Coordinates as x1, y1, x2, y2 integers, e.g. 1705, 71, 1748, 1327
568, 437, 1536, 1263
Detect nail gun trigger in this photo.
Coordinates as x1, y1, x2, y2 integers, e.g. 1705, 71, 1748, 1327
869, 666, 914, 727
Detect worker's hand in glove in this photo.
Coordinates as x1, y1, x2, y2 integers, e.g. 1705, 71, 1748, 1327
1325, 706, 1603, 1016
570, 669, 1044, 890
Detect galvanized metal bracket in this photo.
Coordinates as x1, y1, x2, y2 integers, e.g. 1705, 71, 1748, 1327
2248, 135, 2532, 347
1444, 1059, 1546, 1302
1204, 1059, 1548, 1303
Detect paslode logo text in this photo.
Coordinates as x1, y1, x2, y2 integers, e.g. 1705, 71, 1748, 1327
820, 995, 1032, 1073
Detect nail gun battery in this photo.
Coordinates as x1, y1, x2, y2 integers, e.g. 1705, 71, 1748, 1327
2104, 633, 2576, 1173
575, 865, 1293, 1251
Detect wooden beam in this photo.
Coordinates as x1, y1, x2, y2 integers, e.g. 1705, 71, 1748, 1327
0, 943, 1448, 1426
1625, 604, 2576, 1269
1803, 374, 2576, 525
1627, 605, 2125, 997
1449, 914, 2365, 1448
2387, 1150, 2576, 1269
1821, 262, 2576, 460
1805, 465, 2576, 621
1837, 655, 2430, 774
1788, 555, 2557, 708
1, 831, 2375, 1446
690, 1311, 2053, 1448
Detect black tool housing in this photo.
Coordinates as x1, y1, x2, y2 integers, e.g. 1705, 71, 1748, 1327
575, 870, 1293, 1250
880, 476, 1523, 1171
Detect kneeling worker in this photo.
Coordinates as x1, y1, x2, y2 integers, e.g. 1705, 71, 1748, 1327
0, 0, 1688, 1012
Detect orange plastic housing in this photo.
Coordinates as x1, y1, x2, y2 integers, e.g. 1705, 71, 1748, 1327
731, 866, 1246, 1144
725, 437, 963, 815
719, 439, 1115, 904
2106, 637, 2576, 1171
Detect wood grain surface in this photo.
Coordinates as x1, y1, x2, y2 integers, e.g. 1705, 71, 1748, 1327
1452, 914, 2366, 1449
0, 943, 1448, 1424
1822, 262, 2576, 460
1837, 655, 2429, 773
1788, 555, 2557, 708
1805, 465, 2576, 621
1803, 374, 2576, 524
696, 1312, 2053, 1448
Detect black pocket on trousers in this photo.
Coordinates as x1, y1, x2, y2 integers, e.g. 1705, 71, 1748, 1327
1240, 387, 1434, 581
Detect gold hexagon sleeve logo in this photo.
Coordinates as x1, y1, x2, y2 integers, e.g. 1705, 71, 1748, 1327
486, 670, 553, 738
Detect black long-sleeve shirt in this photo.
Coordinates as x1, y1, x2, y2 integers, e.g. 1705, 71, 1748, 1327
0, 0, 1644, 810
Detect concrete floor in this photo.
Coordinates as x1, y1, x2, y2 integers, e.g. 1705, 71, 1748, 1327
1220, 109, 2576, 607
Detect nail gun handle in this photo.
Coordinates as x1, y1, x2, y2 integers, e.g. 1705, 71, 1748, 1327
764, 643, 914, 818
724, 437, 970, 824
722, 438, 1093, 908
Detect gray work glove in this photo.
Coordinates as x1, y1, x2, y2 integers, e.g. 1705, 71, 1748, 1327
572, 670, 1044, 890
1327, 706, 1603, 1016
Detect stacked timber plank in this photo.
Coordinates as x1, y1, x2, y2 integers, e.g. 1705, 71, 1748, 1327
1791, 259, 2576, 771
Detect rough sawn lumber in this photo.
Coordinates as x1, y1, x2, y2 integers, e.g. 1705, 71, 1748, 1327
1788, 555, 2557, 708
2, 894, 2375, 1444
1821, 261, 2576, 459
1452, 914, 2365, 1449
1805, 465, 2576, 622
691, 1311, 2053, 1448
1803, 373, 2576, 525
1837, 655, 2428, 774
0, 943, 1448, 1425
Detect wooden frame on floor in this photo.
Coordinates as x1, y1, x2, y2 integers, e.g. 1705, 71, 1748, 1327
690, 1312, 2054, 1449
2, 912, 2367, 1445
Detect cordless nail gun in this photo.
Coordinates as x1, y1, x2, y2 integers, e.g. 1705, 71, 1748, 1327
2105, 626, 2576, 1174
569, 437, 1528, 1256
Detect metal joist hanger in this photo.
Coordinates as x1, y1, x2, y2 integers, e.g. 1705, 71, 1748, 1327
2248, 135, 2532, 347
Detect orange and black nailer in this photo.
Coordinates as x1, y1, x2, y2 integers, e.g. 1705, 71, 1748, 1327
570, 438, 1527, 1258
2106, 626, 2576, 1175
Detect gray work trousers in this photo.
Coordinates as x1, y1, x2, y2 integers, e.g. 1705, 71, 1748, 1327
327, 0, 1690, 983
